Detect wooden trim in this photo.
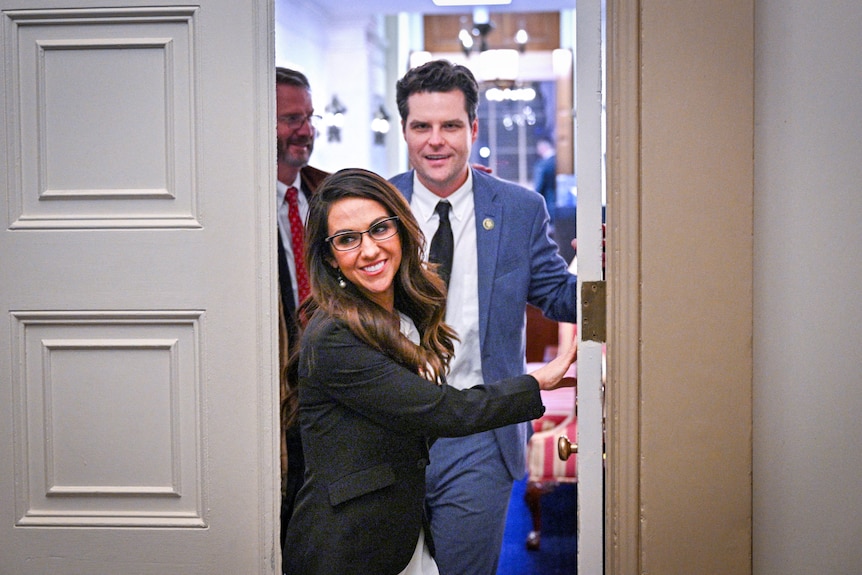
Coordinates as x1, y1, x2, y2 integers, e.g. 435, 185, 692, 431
422, 12, 560, 53
605, 0, 641, 572
257, 1, 280, 572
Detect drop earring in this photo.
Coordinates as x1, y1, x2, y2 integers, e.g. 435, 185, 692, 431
337, 270, 347, 289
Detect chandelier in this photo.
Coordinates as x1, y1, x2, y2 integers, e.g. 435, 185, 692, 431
456, 8, 528, 88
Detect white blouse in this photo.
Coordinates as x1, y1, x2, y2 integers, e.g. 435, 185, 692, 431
397, 313, 439, 575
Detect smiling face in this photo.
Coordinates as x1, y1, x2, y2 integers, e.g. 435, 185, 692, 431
276, 83, 315, 185
327, 197, 402, 311
403, 89, 478, 198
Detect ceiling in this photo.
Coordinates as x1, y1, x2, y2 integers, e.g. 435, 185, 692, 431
308, 0, 576, 20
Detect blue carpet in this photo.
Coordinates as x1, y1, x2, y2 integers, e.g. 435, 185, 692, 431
497, 477, 578, 575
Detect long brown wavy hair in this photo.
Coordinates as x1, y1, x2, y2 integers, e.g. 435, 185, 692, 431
297, 168, 456, 385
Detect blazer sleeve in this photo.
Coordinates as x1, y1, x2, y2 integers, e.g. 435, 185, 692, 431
523, 194, 579, 322
300, 316, 545, 437
472, 169, 578, 325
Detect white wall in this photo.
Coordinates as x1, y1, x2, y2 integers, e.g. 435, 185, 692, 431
754, 1, 862, 573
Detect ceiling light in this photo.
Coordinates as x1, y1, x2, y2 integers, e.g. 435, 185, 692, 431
432, 0, 512, 6
478, 49, 519, 88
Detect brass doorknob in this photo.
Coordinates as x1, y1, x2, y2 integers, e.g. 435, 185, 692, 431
557, 435, 578, 461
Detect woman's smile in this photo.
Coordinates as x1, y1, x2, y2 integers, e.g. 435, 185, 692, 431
327, 197, 402, 311
362, 260, 386, 274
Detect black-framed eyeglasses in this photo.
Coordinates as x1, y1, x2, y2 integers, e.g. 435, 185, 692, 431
326, 216, 400, 252
278, 113, 322, 130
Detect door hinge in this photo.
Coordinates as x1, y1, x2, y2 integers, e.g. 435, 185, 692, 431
581, 281, 606, 343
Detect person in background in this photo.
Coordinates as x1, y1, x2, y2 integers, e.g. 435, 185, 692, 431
275, 66, 329, 550
533, 136, 558, 222
389, 59, 580, 575
281, 168, 578, 575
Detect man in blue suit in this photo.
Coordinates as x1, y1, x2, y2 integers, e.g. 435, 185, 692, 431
390, 60, 579, 575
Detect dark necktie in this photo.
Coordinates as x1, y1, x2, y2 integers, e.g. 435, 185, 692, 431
285, 186, 310, 302
429, 201, 454, 287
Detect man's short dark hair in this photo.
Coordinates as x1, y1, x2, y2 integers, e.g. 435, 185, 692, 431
396, 59, 479, 124
276, 67, 311, 90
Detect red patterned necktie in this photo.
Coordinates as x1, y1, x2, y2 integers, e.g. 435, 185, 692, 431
285, 186, 310, 302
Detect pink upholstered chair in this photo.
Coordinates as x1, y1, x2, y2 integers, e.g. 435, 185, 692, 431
524, 386, 578, 551
522, 305, 583, 551
523, 309, 605, 551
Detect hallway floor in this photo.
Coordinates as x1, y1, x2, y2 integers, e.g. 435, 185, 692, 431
497, 477, 577, 575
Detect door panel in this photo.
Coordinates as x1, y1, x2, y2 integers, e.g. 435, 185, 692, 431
0, 1, 277, 573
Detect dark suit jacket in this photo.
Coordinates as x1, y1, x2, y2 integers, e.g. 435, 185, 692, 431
279, 165, 329, 547
389, 168, 579, 479
533, 153, 557, 219
282, 312, 545, 575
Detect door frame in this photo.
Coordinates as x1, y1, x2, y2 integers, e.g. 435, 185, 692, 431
604, 0, 755, 572
605, 0, 640, 571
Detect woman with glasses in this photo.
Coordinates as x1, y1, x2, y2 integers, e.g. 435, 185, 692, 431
281, 168, 578, 575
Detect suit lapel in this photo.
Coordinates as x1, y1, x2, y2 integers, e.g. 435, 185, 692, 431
397, 169, 498, 361
300, 165, 329, 194
396, 171, 415, 203
472, 170, 502, 357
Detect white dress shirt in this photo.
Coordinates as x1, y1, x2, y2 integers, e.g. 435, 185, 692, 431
410, 172, 483, 391
277, 175, 309, 308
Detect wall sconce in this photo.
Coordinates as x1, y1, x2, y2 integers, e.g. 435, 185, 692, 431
324, 95, 347, 143
371, 104, 391, 146
515, 27, 529, 54
458, 27, 474, 57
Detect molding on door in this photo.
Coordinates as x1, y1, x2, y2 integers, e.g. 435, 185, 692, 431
605, 0, 641, 572
253, 2, 279, 573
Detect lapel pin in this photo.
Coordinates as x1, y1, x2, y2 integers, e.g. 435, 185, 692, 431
483, 218, 495, 230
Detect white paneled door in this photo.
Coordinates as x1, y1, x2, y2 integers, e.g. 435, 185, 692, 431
0, 1, 278, 574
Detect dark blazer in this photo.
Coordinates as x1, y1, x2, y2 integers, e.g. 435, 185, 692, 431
389, 168, 579, 479
533, 153, 557, 219
282, 312, 545, 575
279, 164, 329, 548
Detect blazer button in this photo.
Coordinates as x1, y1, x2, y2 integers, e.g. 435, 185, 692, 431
417, 458, 429, 469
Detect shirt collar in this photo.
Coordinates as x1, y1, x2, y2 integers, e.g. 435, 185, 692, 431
277, 174, 303, 204
411, 170, 473, 225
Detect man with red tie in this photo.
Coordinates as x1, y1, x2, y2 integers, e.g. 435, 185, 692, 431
275, 67, 328, 551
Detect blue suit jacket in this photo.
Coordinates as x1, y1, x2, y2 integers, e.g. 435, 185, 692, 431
390, 168, 579, 478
